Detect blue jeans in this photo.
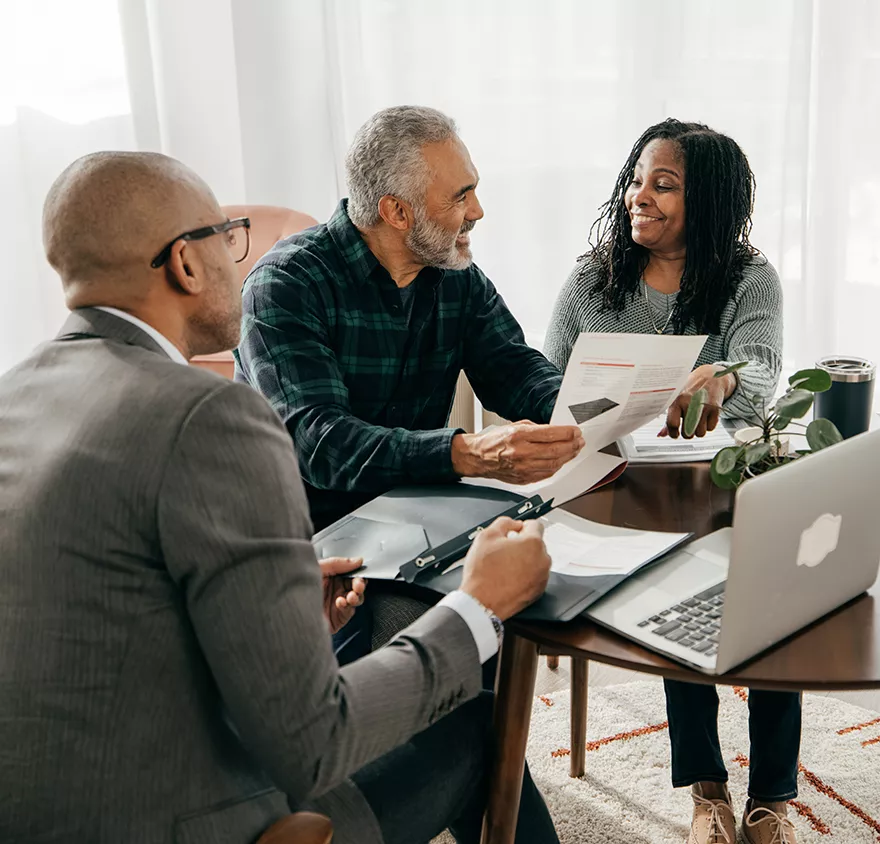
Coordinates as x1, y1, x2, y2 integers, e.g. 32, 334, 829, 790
664, 679, 802, 801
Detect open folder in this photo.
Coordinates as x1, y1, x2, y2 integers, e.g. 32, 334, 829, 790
424, 508, 691, 621
313, 334, 709, 620
312, 479, 690, 622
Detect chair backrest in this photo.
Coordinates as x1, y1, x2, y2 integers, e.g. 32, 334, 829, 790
222, 204, 319, 286
190, 205, 319, 378
256, 812, 333, 844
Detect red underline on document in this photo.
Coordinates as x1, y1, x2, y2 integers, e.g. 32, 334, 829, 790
630, 388, 676, 395
579, 361, 635, 367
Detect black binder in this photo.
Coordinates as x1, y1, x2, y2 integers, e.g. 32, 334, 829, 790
312, 482, 688, 622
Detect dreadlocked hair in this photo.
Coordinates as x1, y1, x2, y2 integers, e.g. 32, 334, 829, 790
586, 119, 760, 336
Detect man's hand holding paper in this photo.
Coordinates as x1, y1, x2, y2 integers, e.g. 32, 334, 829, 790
462, 334, 708, 506
451, 421, 585, 484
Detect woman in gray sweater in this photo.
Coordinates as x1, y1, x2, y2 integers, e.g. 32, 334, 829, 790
546, 121, 798, 844
546, 121, 783, 437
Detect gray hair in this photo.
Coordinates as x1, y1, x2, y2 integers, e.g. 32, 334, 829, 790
345, 106, 458, 228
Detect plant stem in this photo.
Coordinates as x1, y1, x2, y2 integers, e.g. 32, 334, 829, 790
741, 391, 765, 423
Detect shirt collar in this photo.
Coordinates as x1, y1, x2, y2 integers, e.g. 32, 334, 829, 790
95, 307, 188, 365
327, 199, 380, 286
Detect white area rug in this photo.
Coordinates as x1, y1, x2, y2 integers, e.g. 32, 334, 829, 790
436, 682, 880, 843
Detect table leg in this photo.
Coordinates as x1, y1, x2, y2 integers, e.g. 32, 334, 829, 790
569, 657, 589, 778
481, 632, 540, 844
546, 654, 559, 670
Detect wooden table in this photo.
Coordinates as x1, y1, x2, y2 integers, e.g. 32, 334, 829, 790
481, 462, 880, 844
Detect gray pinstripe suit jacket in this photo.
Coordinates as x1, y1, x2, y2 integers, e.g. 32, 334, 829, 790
0, 308, 481, 844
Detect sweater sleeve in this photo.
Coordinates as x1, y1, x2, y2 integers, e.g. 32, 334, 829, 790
716, 259, 784, 421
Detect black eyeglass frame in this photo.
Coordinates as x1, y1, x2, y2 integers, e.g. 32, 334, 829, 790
150, 217, 251, 269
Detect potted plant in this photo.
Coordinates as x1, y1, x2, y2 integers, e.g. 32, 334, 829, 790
683, 363, 843, 490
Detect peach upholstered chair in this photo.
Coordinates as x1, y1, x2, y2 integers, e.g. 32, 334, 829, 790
189, 205, 318, 377
190, 204, 478, 436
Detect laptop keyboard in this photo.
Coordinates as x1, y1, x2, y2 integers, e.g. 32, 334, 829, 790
636, 582, 727, 658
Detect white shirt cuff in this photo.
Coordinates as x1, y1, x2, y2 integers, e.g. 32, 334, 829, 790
438, 590, 499, 664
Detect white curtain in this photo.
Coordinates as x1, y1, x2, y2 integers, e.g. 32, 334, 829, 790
4, 0, 880, 382
0, 0, 135, 369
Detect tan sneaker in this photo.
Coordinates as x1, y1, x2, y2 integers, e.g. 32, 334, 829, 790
742, 802, 797, 843
687, 783, 736, 843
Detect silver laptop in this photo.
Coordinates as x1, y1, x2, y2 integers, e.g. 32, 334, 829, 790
586, 426, 880, 675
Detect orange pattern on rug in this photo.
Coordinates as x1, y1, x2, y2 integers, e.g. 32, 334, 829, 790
520, 683, 880, 843
552, 721, 669, 758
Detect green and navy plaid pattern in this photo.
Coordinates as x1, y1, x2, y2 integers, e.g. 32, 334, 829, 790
234, 200, 562, 528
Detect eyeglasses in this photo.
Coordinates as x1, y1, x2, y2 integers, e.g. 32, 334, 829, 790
150, 217, 251, 269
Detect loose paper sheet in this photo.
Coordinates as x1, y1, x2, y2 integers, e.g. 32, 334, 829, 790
464, 333, 707, 504
461, 449, 625, 506
618, 415, 737, 463
541, 509, 690, 578
549, 332, 708, 445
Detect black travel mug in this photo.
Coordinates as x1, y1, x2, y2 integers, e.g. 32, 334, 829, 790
813, 356, 876, 439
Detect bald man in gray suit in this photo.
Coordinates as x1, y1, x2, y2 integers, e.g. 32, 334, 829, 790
0, 153, 560, 844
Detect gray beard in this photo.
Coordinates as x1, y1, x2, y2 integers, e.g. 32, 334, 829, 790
406, 209, 473, 270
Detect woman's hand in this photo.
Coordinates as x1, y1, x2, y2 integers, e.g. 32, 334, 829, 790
661, 364, 737, 438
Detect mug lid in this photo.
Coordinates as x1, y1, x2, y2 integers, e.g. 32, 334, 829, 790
815, 356, 876, 382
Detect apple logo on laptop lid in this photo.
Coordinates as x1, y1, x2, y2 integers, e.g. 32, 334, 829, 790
797, 513, 843, 568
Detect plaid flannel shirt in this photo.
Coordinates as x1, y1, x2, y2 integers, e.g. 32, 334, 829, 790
234, 200, 562, 528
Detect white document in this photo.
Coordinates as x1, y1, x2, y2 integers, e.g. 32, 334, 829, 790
461, 449, 625, 505
550, 332, 708, 445
463, 332, 706, 505
541, 508, 690, 578
618, 415, 737, 463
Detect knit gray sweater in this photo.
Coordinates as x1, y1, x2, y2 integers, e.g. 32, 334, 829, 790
544, 254, 783, 421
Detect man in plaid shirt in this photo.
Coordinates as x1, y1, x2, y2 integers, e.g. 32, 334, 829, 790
236, 106, 583, 526
235, 107, 584, 659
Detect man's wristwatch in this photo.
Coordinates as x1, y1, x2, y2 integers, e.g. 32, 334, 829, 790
472, 596, 504, 647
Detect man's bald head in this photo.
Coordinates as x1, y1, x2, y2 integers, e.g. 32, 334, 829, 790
43, 151, 219, 296
43, 151, 243, 358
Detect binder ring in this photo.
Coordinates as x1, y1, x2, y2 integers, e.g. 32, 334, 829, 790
415, 554, 436, 568
468, 526, 485, 540
517, 501, 534, 515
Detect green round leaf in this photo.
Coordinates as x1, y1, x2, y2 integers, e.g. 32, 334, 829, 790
714, 445, 741, 476
683, 388, 708, 437
773, 416, 792, 432
788, 368, 832, 393
806, 417, 843, 452
710, 447, 742, 489
745, 443, 773, 466
710, 467, 740, 490
773, 388, 814, 419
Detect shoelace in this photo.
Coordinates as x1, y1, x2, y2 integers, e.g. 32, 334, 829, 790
692, 793, 734, 843
744, 806, 797, 843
